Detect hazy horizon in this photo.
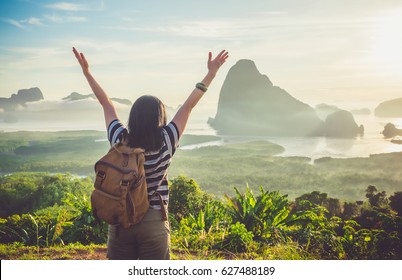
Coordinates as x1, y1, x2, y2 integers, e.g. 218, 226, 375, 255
1, 0, 402, 111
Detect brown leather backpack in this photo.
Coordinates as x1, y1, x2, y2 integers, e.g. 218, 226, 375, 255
91, 143, 155, 228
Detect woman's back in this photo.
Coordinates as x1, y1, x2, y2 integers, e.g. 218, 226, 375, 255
108, 119, 180, 209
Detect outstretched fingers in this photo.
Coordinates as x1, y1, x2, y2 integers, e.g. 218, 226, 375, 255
72, 47, 89, 71
207, 50, 229, 73
72, 47, 81, 60
215, 50, 227, 59
80, 52, 88, 64
214, 50, 229, 65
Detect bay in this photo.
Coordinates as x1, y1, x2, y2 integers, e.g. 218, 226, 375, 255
1, 112, 402, 160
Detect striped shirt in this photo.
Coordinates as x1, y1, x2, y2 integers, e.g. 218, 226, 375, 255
107, 119, 180, 209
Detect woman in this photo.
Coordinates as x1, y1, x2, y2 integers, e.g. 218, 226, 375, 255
73, 47, 229, 259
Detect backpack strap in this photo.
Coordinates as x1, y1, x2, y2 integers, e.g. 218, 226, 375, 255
94, 170, 106, 189
152, 192, 168, 221
130, 175, 145, 190
153, 173, 168, 221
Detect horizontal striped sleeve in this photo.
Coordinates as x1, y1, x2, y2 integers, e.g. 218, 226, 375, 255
163, 122, 180, 156
107, 119, 127, 145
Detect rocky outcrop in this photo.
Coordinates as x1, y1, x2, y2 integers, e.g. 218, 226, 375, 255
62, 92, 96, 101
208, 59, 323, 136
63, 92, 132, 106
315, 103, 342, 120
375, 98, 402, 117
110, 97, 132, 106
0, 87, 44, 111
0, 88, 133, 124
382, 123, 402, 138
350, 108, 371, 115
322, 110, 364, 138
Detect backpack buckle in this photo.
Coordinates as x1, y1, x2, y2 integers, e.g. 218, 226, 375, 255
120, 180, 130, 187
122, 153, 129, 167
94, 171, 106, 189
96, 171, 106, 179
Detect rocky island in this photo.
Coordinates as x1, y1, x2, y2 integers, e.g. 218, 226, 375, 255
375, 97, 402, 118
208, 59, 362, 138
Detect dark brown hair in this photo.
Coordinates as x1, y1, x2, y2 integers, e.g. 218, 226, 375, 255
126, 95, 167, 151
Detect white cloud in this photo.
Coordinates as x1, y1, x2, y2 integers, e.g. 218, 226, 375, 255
3, 13, 87, 29
22, 17, 43, 26
45, 14, 87, 23
111, 15, 374, 41
18, 100, 64, 112
4, 17, 44, 29
3, 47, 71, 71
109, 18, 254, 39
105, 4, 391, 45
44, 2, 87, 11
13, 99, 128, 113
3, 19, 25, 29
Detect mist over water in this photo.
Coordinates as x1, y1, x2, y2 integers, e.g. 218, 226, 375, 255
173, 106, 402, 159
1, 106, 402, 159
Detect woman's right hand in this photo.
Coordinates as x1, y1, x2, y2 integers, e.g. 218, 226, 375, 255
72, 47, 119, 128
72, 47, 90, 74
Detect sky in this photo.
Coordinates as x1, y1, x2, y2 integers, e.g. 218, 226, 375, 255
1, 0, 402, 113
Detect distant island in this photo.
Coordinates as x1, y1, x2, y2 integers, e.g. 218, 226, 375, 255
63, 92, 132, 106
382, 123, 402, 139
208, 59, 363, 138
315, 103, 342, 120
350, 108, 371, 115
323, 110, 364, 138
0, 88, 179, 126
316, 103, 370, 120
0, 88, 133, 124
0, 87, 44, 111
375, 97, 402, 117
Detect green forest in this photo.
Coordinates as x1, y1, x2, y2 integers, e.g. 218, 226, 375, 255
0, 130, 401, 259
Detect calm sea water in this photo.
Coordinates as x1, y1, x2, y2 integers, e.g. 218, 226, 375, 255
1, 113, 402, 159
178, 114, 402, 159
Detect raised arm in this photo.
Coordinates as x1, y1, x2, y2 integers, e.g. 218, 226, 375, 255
172, 50, 229, 136
72, 47, 118, 129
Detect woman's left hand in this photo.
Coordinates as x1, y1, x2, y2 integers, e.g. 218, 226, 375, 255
207, 50, 229, 76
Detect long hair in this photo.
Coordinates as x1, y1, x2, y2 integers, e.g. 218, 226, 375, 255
126, 95, 167, 151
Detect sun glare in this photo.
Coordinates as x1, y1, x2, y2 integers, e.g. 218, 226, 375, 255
371, 10, 402, 75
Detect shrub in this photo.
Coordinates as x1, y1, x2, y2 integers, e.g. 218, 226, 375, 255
219, 222, 255, 253
169, 175, 213, 221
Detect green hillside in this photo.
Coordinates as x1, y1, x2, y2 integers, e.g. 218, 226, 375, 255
0, 131, 401, 260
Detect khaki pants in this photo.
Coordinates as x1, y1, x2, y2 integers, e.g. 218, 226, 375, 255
107, 208, 170, 260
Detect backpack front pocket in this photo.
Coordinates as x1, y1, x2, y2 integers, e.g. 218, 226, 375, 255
91, 189, 124, 226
